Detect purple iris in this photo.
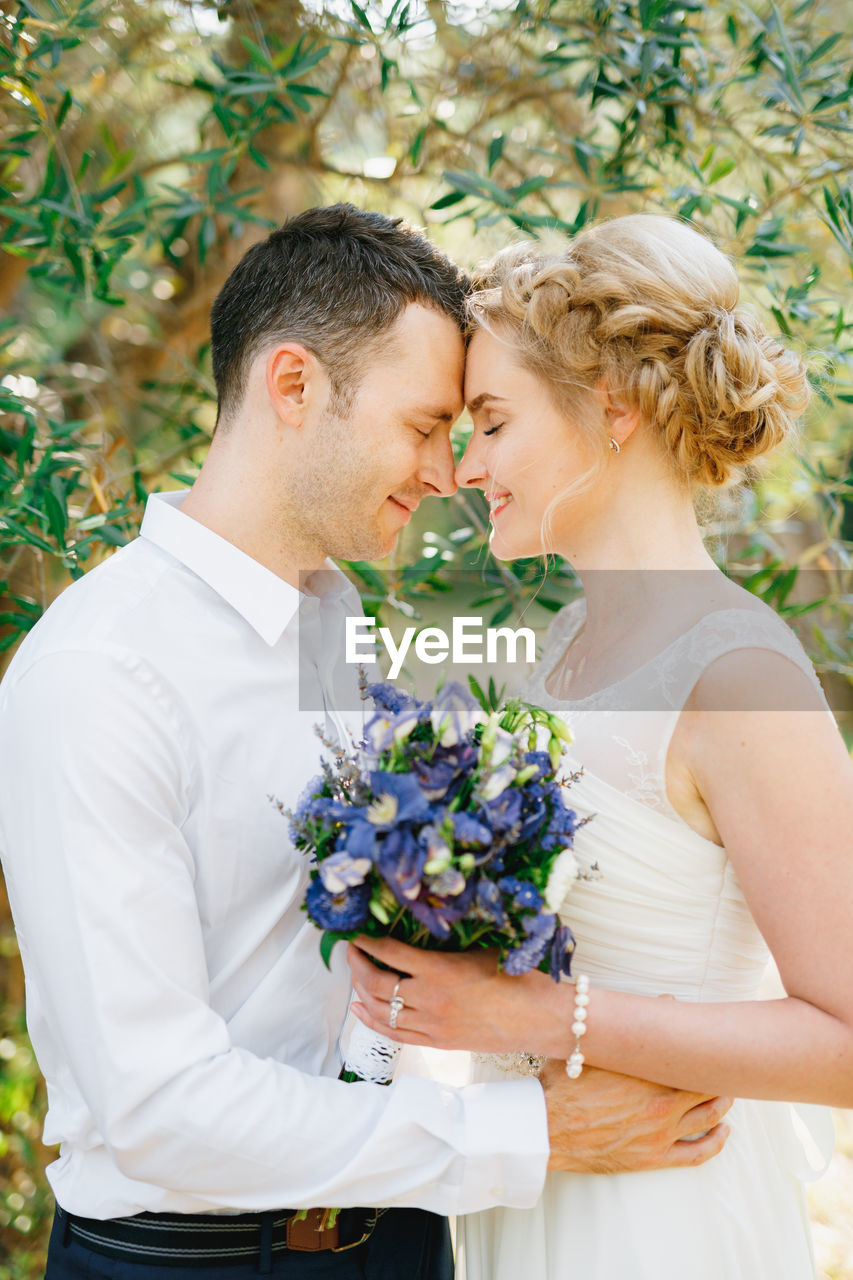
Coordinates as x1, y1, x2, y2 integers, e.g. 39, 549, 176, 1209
337, 821, 377, 861
483, 788, 523, 836
430, 681, 482, 747
305, 878, 371, 932
549, 924, 576, 981
377, 826, 428, 903
451, 812, 493, 847
407, 875, 477, 941
518, 789, 548, 842
364, 707, 420, 753
413, 756, 459, 801
476, 877, 508, 927
367, 772, 433, 826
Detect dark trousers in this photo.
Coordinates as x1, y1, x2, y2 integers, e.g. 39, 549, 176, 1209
45, 1206, 454, 1280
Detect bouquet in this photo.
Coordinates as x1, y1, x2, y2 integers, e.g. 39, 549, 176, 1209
286, 679, 586, 1083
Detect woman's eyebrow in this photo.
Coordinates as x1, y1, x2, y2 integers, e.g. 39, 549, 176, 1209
466, 392, 508, 411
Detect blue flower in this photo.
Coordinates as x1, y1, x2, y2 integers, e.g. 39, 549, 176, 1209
549, 924, 576, 981
518, 791, 548, 842
503, 929, 552, 975
413, 757, 459, 801
524, 751, 553, 780
364, 707, 421, 753
476, 878, 508, 927
521, 907, 557, 937
408, 875, 476, 941
305, 878, 371, 932
367, 772, 433, 827
482, 788, 523, 837
430, 681, 483, 747
319, 851, 372, 893
294, 773, 327, 819
368, 682, 423, 717
444, 742, 480, 772
425, 866, 467, 897
541, 796, 578, 850
451, 812, 493, 847
498, 876, 544, 911
377, 826, 428, 903
338, 820, 377, 861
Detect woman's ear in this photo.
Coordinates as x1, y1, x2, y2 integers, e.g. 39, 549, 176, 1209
265, 344, 329, 429
596, 379, 640, 449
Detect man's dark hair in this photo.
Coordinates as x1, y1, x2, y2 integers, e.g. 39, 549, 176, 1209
210, 203, 469, 427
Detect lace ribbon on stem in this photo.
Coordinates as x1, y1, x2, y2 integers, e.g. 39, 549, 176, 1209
341, 1018, 401, 1084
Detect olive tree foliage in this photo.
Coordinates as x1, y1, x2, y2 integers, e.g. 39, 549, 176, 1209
1, 0, 852, 681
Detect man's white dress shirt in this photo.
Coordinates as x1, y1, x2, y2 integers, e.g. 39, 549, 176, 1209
0, 491, 548, 1219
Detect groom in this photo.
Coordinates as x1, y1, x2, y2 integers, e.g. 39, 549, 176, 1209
0, 205, 731, 1279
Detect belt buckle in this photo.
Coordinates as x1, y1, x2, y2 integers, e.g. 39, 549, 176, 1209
285, 1206, 379, 1253
331, 1209, 380, 1253
286, 1208, 340, 1252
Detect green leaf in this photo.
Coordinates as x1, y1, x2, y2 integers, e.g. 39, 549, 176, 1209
42, 487, 67, 546
429, 190, 466, 210
55, 88, 73, 128
408, 126, 426, 167
350, 0, 373, 33
320, 930, 340, 969
489, 600, 514, 627
707, 156, 736, 184
468, 674, 489, 711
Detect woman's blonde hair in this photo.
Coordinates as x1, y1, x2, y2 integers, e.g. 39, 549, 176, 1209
468, 214, 810, 489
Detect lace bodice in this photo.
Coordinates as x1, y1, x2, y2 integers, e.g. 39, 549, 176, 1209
524, 598, 830, 826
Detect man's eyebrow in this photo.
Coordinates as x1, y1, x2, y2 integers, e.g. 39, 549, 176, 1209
466, 393, 507, 412
408, 404, 458, 423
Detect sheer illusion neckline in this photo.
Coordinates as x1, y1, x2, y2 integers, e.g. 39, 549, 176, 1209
540, 601, 778, 707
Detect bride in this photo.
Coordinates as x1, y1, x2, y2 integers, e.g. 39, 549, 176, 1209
348, 214, 853, 1278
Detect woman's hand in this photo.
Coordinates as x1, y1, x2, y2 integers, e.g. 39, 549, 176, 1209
347, 935, 575, 1058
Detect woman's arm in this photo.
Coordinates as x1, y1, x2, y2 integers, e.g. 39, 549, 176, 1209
349, 650, 853, 1107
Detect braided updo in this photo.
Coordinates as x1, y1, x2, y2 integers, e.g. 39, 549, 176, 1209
468, 215, 809, 488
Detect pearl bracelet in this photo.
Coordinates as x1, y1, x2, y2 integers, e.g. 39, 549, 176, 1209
566, 973, 590, 1079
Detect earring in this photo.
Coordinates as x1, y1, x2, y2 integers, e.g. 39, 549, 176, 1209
609, 437, 621, 454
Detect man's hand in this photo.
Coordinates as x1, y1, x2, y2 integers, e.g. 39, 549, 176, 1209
542, 1061, 732, 1173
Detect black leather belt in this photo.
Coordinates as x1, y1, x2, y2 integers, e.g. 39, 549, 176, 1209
58, 1204, 381, 1269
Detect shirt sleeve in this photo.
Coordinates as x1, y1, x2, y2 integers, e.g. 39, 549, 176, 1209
0, 648, 549, 1215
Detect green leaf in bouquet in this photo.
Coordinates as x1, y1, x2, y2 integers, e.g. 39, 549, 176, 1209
320, 930, 340, 970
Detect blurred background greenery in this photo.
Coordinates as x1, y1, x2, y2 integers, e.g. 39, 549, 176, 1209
1, 0, 851, 1274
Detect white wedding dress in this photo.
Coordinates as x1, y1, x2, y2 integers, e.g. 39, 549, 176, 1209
456, 600, 835, 1280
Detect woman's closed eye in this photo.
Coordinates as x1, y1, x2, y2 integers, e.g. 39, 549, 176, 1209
483, 423, 505, 437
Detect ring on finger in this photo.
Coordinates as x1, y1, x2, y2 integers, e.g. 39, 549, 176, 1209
388, 980, 405, 1031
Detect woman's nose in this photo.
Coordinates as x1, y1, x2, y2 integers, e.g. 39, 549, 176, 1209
454, 438, 488, 490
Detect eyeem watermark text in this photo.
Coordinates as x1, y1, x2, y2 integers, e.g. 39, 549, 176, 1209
346, 616, 537, 680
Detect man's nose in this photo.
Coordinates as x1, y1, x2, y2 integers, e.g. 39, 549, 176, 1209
419, 429, 458, 497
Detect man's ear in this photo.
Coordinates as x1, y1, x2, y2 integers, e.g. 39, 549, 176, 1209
265, 344, 327, 428
596, 379, 640, 448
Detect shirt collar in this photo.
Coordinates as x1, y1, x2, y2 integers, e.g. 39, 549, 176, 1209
139, 490, 360, 647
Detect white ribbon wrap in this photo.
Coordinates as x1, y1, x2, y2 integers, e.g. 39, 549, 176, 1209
343, 1019, 401, 1083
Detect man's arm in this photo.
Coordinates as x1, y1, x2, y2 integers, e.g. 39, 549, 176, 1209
0, 648, 549, 1215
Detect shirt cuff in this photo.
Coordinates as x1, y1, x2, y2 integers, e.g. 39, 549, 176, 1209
453, 1077, 550, 1211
